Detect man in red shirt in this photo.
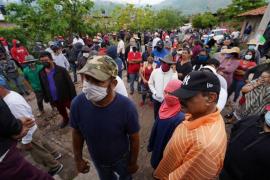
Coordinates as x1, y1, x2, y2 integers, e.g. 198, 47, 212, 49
128, 46, 142, 95
10, 39, 29, 64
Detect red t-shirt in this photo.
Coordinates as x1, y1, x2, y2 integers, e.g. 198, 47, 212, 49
234, 60, 256, 80
11, 46, 29, 64
127, 52, 142, 74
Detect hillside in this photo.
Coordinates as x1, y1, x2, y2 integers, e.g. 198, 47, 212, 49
153, 0, 232, 14
93, 0, 232, 14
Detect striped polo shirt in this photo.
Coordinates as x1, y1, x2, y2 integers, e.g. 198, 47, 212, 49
154, 109, 227, 180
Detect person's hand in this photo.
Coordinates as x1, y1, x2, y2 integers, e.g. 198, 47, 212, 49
143, 79, 148, 84
21, 117, 35, 128
12, 118, 35, 139
75, 159, 90, 174
22, 143, 33, 150
128, 163, 139, 174
257, 78, 265, 85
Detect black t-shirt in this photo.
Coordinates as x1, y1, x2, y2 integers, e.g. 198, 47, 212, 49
176, 61, 193, 80
220, 115, 270, 180
0, 99, 21, 156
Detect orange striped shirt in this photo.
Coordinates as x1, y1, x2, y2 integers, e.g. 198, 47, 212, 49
154, 109, 227, 180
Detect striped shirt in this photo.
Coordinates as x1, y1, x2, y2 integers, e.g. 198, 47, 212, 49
154, 109, 227, 180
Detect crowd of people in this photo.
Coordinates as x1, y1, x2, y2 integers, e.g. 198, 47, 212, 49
0, 27, 270, 180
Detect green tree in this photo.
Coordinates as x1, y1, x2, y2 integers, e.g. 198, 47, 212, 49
217, 0, 267, 21
5, 0, 94, 43
192, 12, 218, 29
154, 9, 185, 30
110, 5, 185, 32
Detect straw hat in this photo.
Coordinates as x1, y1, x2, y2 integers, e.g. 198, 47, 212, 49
247, 39, 257, 45
222, 47, 240, 54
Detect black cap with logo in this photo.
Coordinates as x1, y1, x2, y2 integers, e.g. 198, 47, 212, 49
173, 71, 220, 99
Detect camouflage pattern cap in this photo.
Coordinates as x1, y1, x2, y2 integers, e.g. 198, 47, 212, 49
78, 55, 118, 81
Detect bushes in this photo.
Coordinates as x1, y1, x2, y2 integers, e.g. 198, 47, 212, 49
0, 27, 28, 46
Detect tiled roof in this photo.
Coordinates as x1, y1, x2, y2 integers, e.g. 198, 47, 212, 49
238, 5, 267, 17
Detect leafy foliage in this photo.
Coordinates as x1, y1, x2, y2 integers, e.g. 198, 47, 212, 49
216, 0, 268, 21
110, 4, 186, 32
0, 27, 27, 46
192, 12, 218, 29
5, 0, 94, 43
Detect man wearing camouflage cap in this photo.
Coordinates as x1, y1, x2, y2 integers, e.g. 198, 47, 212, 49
71, 55, 140, 180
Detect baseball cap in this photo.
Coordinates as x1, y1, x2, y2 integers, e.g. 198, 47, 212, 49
157, 40, 164, 47
266, 105, 270, 111
78, 55, 118, 81
160, 55, 176, 64
172, 71, 220, 99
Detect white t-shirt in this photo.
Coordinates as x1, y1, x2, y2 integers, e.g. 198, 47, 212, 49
152, 37, 161, 48
117, 40, 125, 54
148, 68, 178, 102
73, 38, 85, 45
3, 91, 37, 144
53, 53, 70, 70
115, 76, 128, 97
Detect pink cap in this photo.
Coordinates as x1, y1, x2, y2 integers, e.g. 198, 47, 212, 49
164, 79, 182, 93
266, 105, 270, 111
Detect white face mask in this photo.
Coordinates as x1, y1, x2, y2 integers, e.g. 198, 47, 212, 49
265, 111, 270, 127
82, 80, 108, 102
245, 54, 252, 60
83, 53, 89, 58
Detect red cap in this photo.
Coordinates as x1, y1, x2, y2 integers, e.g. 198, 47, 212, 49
266, 105, 270, 111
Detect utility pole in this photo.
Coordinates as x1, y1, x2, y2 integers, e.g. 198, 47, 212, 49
255, 2, 270, 45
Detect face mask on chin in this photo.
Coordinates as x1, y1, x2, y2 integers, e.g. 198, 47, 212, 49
82, 80, 108, 102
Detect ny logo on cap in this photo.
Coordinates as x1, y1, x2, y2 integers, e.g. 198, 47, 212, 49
207, 83, 213, 88
183, 75, 190, 85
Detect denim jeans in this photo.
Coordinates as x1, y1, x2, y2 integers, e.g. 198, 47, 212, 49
9, 76, 27, 95
141, 82, 152, 103
34, 91, 45, 112
228, 79, 245, 102
129, 73, 138, 93
93, 154, 132, 180
70, 63, 77, 82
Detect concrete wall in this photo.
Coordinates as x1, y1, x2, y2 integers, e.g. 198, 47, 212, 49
240, 16, 263, 40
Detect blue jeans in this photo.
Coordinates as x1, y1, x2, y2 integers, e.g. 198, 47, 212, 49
129, 73, 138, 93
93, 154, 131, 180
141, 82, 152, 103
228, 79, 245, 102
70, 63, 77, 82
9, 76, 27, 95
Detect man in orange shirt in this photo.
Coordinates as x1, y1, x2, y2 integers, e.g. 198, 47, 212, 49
154, 71, 227, 180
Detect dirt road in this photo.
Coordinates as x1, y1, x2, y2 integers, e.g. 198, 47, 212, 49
23, 72, 232, 180
23, 74, 156, 180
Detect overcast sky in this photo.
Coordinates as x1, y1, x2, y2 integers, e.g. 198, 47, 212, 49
104, 0, 165, 5
1, 0, 165, 5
